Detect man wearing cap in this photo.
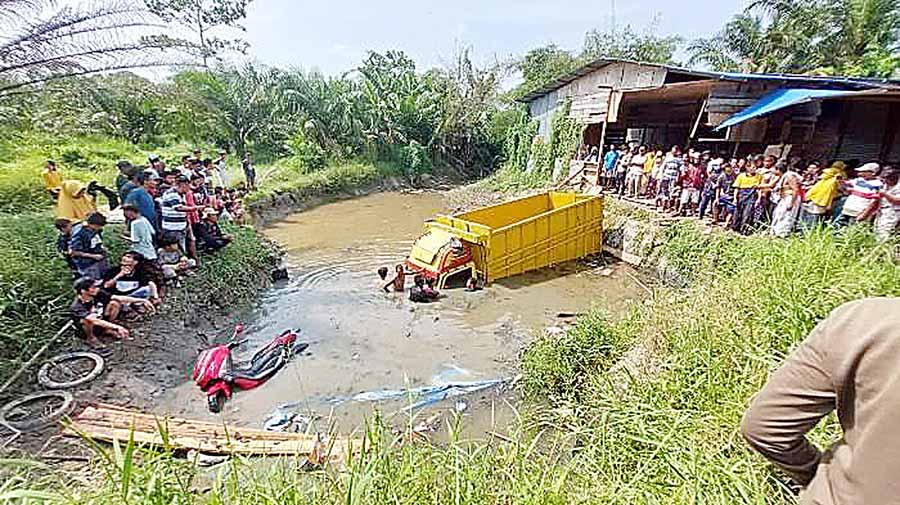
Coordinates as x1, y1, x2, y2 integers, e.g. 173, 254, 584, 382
70, 277, 153, 346
195, 207, 233, 252
836, 163, 883, 227
214, 150, 230, 188
124, 170, 159, 231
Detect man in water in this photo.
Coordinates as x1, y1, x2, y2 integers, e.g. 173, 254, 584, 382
383, 264, 413, 293
742, 298, 900, 504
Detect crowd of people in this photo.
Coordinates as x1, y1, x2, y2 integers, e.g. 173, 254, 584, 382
42, 150, 255, 347
577, 143, 900, 240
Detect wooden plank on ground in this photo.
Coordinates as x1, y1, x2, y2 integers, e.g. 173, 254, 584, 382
63, 403, 363, 459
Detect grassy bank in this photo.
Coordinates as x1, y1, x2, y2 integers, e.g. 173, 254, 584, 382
6, 203, 898, 503
0, 132, 207, 214
244, 158, 405, 211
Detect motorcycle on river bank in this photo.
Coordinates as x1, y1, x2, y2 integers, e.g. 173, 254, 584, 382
192, 324, 309, 413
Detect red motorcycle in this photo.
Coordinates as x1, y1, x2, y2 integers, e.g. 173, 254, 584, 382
192, 324, 308, 413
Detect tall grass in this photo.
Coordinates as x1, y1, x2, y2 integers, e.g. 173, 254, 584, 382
0, 131, 203, 213
244, 160, 402, 209
520, 223, 900, 503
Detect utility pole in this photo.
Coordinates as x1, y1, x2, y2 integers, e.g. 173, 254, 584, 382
610, 0, 617, 33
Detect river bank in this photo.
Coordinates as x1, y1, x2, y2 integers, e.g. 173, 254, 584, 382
7, 183, 900, 504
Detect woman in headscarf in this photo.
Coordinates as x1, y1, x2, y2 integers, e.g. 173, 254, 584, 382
55, 180, 96, 222
800, 162, 845, 228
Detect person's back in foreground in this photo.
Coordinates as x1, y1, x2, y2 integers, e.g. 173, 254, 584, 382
742, 298, 900, 505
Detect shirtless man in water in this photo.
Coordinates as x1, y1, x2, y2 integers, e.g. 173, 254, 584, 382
382, 263, 413, 292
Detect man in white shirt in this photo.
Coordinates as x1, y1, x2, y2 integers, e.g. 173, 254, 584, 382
837, 163, 883, 227
122, 204, 156, 260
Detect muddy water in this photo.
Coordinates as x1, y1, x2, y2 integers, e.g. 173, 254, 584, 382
158, 191, 645, 435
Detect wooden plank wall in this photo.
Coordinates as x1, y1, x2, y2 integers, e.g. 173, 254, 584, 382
707, 82, 779, 126
569, 90, 611, 124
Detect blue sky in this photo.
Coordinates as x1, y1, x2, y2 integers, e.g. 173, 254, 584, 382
240, 0, 746, 75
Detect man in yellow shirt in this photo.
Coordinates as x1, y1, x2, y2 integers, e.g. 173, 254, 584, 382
41, 160, 63, 198
732, 163, 763, 234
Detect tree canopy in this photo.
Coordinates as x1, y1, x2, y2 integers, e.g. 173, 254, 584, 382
689, 0, 900, 77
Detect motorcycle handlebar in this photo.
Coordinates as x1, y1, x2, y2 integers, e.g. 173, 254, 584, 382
228, 338, 249, 349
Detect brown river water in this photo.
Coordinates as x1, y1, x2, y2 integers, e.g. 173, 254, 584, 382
157, 191, 645, 436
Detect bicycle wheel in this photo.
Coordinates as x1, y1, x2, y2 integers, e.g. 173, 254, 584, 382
37, 351, 105, 389
0, 391, 75, 432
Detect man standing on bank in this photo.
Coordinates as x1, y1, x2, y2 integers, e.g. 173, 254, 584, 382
742, 298, 900, 505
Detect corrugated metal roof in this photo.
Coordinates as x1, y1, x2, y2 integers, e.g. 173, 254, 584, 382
516, 58, 712, 103
516, 57, 900, 104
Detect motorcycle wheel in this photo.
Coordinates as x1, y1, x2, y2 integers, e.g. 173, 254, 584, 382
0, 391, 75, 432
207, 392, 225, 413
37, 351, 105, 389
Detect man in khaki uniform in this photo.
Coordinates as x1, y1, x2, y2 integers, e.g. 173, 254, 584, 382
742, 298, 900, 505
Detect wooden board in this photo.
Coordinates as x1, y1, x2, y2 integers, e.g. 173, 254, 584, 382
63, 404, 363, 460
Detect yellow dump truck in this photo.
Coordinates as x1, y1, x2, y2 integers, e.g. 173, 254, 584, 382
406, 192, 603, 287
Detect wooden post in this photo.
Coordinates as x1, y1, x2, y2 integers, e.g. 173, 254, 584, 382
687, 98, 708, 148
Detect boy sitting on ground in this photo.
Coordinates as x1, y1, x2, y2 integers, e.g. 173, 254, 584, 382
71, 277, 154, 347
157, 235, 196, 286
102, 252, 161, 306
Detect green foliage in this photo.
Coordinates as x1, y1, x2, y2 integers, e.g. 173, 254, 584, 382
245, 161, 399, 208
690, 0, 900, 77
514, 45, 579, 98
582, 23, 682, 64
489, 106, 534, 172
511, 23, 682, 100
144, 0, 253, 66
520, 311, 632, 401
523, 100, 583, 179
393, 141, 433, 176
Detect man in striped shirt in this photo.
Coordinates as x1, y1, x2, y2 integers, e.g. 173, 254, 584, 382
837, 163, 882, 227
160, 176, 204, 253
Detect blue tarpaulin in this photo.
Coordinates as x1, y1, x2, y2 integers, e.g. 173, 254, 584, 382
715, 88, 858, 131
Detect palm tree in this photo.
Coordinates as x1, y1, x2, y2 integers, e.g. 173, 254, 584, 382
0, 0, 193, 97
688, 14, 769, 72
690, 0, 900, 77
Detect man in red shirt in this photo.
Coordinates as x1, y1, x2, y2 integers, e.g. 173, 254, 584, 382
677, 156, 705, 216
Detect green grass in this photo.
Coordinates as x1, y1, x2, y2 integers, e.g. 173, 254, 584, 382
6, 207, 897, 504
477, 165, 551, 192
0, 130, 209, 214
244, 158, 403, 209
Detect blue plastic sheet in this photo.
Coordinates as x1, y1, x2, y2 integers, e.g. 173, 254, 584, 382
715, 88, 858, 131
263, 366, 509, 431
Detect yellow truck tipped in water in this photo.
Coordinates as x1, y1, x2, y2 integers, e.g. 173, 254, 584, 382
405, 192, 603, 287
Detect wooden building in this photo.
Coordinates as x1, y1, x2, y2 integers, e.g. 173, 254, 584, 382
519, 58, 900, 179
